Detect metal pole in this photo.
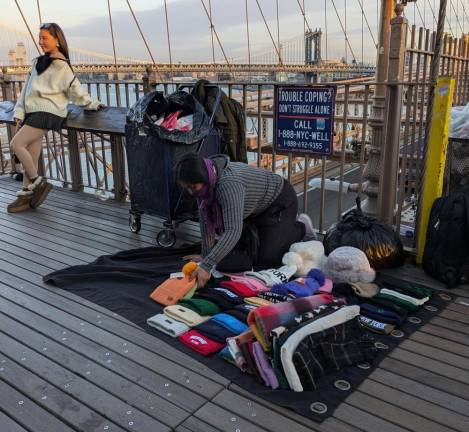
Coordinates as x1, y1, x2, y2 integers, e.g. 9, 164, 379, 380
361, 0, 395, 216
378, 2, 408, 224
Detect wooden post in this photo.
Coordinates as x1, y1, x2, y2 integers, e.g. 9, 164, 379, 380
378, 3, 408, 223
110, 134, 126, 201
416, 76, 454, 264
67, 129, 84, 192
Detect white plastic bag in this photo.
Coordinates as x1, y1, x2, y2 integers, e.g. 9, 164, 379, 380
449, 103, 469, 138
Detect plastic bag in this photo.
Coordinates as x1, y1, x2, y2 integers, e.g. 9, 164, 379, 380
449, 103, 469, 138
126, 90, 209, 144
323, 198, 404, 269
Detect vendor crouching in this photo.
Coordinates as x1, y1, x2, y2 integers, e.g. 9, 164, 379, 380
174, 153, 315, 287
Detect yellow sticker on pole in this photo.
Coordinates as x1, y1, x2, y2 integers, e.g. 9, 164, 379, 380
416, 76, 455, 264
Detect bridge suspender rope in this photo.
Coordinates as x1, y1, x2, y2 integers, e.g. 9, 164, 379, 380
13, 0, 40, 54
106, 0, 119, 76
244, 0, 252, 81
199, 0, 233, 70
357, 0, 378, 48
276, 0, 281, 64
163, 0, 174, 82
36, 0, 42, 24
124, 0, 156, 65
330, 0, 357, 63
208, 0, 216, 64
324, 0, 328, 60
254, 0, 283, 65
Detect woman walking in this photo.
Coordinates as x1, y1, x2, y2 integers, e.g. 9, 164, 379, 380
9, 23, 103, 213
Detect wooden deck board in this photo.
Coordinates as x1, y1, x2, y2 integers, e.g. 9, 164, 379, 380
1, 176, 469, 431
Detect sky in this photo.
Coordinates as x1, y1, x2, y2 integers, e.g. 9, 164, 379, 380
0, 0, 454, 64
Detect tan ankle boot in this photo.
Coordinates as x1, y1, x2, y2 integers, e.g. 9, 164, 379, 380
29, 176, 52, 209
7, 190, 33, 213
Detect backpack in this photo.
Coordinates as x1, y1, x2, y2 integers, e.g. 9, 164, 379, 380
422, 188, 469, 287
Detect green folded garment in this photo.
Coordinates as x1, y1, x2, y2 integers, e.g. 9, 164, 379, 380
178, 298, 221, 316
374, 293, 420, 311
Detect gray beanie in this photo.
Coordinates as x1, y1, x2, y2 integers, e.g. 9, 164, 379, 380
324, 246, 376, 284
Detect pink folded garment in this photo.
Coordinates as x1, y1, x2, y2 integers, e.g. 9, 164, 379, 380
230, 275, 270, 292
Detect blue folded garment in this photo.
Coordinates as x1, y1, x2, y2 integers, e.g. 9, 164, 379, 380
212, 312, 249, 334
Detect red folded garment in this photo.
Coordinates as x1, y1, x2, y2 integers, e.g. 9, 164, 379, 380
178, 330, 224, 355
220, 280, 257, 297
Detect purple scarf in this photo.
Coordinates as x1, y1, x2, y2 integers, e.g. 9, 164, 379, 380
198, 159, 224, 237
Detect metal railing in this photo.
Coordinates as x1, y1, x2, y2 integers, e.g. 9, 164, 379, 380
1, 25, 468, 235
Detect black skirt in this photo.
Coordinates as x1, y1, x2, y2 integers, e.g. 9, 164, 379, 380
23, 111, 65, 132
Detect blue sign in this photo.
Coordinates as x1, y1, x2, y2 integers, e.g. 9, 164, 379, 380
274, 86, 335, 156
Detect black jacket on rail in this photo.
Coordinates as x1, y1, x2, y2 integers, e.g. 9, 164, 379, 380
191, 79, 248, 163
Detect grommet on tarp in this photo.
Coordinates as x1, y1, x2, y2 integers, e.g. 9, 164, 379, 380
374, 341, 389, 350
310, 402, 328, 414
391, 329, 405, 338
439, 293, 452, 301
334, 380, 351, 391
424, 305, 438, 312
357, 362, 371, 370
408, 316, 422, 324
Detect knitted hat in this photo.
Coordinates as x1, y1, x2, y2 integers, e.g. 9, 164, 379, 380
229, 275, 270, 292
146, 314, 189, 337
195, 318, 239, 343
178, 330, 224, 355
174, 153, 208, 185
245, 265, 297, 287
193, 287, 243, 310
271, 268, 325, 299
244, 297, 273, 307
163, 305, 209, 327
324, 246, 376, 284
220, 280, 257, 298
178, 298, 221, 316
358, 315, 395, 335
349, 282, 380, 298
211, 313, 249, 334
360, 303, 405, 325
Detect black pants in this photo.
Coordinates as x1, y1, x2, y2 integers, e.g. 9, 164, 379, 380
217, 180, 305, 272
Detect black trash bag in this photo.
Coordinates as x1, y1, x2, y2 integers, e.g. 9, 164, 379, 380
323, 197, 404, 269
126, 90, 211, 144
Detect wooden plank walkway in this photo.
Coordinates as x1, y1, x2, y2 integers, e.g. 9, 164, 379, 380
1, 175, 469, 432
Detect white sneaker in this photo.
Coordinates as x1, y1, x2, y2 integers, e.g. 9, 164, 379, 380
297, 213, 317, 240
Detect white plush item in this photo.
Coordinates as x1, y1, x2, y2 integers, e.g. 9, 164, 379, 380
324, 246, 376, 283
282, 240, 327, 277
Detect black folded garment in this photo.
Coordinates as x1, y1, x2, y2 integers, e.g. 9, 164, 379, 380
225, 303, 258, 323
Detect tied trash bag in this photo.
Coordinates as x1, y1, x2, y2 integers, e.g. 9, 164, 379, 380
127, 90, 210, 144
323, 198, 404, 269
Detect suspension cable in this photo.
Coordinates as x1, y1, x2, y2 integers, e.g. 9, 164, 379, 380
254, 0, 283, 65
449, 0, 465, 34
330, 0, 357, 62
13, 0, 40, 53
125, 0, 156, 65
163, 0, 174, 81
324, 0, 328, 60
199, 0, 233, 69
296, 0, 312, 33
245, 0, 251, 80
357, 0, 377, 48
36, 0, 42, 23
208, 0, 215, 64
106, 0, 118, 75
276, 0, 281, 64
